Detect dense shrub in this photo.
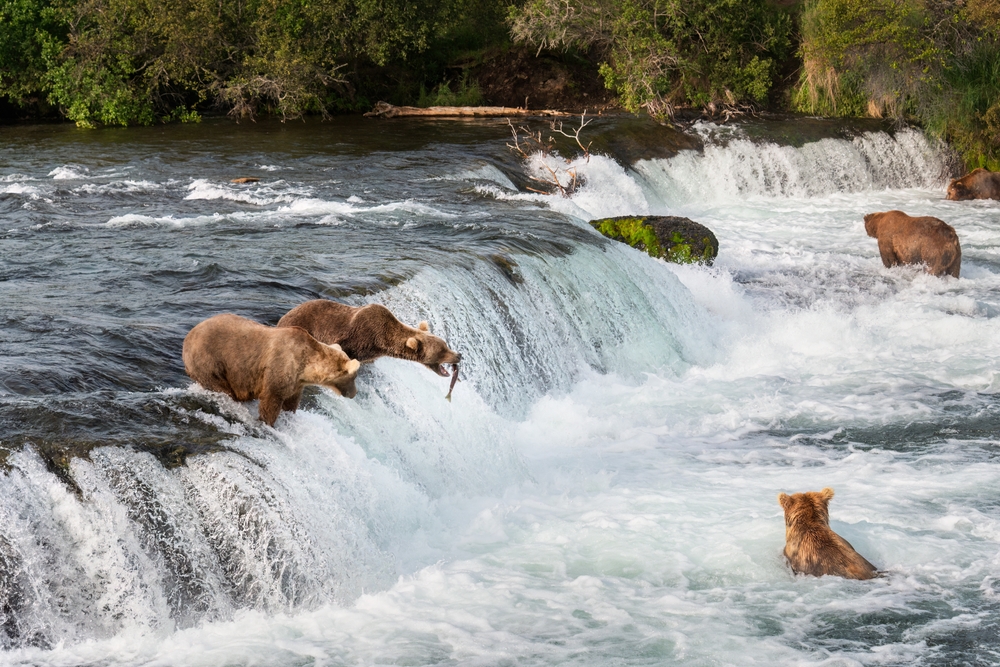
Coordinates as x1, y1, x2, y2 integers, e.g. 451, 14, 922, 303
508, 0, 794, 116
1, 0, 998, 168
795, 0, 1000, 168
0, 0, 491, 125
0, 0, 65, 107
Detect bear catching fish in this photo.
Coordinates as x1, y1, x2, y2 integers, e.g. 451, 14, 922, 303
278, 300, 462, 396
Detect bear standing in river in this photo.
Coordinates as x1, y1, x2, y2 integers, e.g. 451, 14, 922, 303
946, 168, 1000, 201
277, 300, 462, 376
183, 313, 361, 426
778, 488, 878, 580
864, 210, 961, 278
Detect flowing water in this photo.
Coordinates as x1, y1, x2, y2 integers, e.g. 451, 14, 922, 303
1, 115, 999, 666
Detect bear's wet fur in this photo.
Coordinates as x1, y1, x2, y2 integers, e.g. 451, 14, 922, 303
182, 313, 361, 426
946, 168, 1000, 201
778, 487, 878, 580
277, 300, 462, 376
864, 210, 961, 278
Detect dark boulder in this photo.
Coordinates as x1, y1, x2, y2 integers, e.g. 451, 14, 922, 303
590, 215, 719, 265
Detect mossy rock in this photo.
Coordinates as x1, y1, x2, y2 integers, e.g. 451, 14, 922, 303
590, 215, 719, 265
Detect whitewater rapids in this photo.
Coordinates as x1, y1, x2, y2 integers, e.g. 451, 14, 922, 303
1, 118, 999, 666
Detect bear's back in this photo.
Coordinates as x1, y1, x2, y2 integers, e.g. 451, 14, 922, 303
787, 527, 878, 579
184, 313, 316, 399
948, 168, 1000, 200
278, 300, 360, 345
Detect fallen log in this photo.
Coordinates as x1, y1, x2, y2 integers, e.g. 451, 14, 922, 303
364, 101, 573, 119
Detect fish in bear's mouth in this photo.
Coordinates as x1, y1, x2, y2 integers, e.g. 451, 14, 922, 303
445, 364, 460, 401
426, 363, 451, 377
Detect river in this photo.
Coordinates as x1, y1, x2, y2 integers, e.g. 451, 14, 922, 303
1, 115, 999, 666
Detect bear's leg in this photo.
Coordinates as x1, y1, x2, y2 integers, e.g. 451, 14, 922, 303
877, 238, 899, 268
258, 392, 284, 427
283, 390, 302, 413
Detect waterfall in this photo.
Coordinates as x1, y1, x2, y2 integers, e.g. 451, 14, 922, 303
0, 122, 972, 662
0, 242, 712, 649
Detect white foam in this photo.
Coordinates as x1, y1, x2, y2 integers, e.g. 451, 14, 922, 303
77, 180, 163, 194
0, 183, 40, 196
104, 213, 227, 228
48, 165, 89, 180
278, 197, 457, 219
184, 179, 286, 205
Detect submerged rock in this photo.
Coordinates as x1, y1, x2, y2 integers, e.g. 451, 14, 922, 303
590, 215, 719, 265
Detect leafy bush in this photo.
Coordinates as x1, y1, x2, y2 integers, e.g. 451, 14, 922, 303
0, 0, 66, 107
0, 0, 485, 125
509, 0, 794, 116
795, 0, 1000, 168
417, 74, 483, 107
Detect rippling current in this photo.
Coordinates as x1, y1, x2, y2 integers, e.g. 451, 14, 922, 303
2, 115, 1000, 666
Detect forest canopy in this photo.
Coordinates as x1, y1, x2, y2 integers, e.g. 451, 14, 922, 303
0, 0, 998, 167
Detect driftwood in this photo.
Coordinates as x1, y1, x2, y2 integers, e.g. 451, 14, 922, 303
365, 101, 573, 119
230, 177, 260, 184
506, 113, 592, 197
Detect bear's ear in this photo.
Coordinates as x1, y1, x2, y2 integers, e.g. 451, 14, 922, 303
820, 487, 834, 503
778, 493, 791, 509
406, 337, 419, 351
346, 359, 360, 374
418, 321, 429, 332
330, 343, 344, 352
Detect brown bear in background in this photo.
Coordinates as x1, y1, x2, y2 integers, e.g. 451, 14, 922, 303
946, 168, 1000, 201
182, 313, 361, 426
864, 210, 961, 278
778, 488, 878, 580
277, 300, 462, 376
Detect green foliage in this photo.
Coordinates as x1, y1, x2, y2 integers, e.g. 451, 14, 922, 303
2, 0, 997, 170
417, 74, 483, 107
795, 0, 1000, 168
0, 0, 495, 124
0, 0, 66, 105
926, 45, 1000, 170
510, 0, 794, 115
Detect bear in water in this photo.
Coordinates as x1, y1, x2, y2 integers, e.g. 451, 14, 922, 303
864, 210, 961, 278
946, 168, 1000, 201
182, 313, 360, 426
277, 300, 462, 376
778, 488, 878, 580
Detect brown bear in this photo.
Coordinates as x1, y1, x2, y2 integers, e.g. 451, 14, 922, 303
864, 210, 961, 278
182, 313, 361, 426
778, 488, 878, 580
277, 300, 462, 376
946, 168, 1000, 201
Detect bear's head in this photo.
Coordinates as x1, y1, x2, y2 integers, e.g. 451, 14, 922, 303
309, 343, 361, 398
946, 176, 974, 201
863, 212, 883, 238
778, 487, 834, 530
405, 321, 462, 376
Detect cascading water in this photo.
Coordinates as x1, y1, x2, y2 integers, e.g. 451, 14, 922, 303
1, 118, 999, 666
